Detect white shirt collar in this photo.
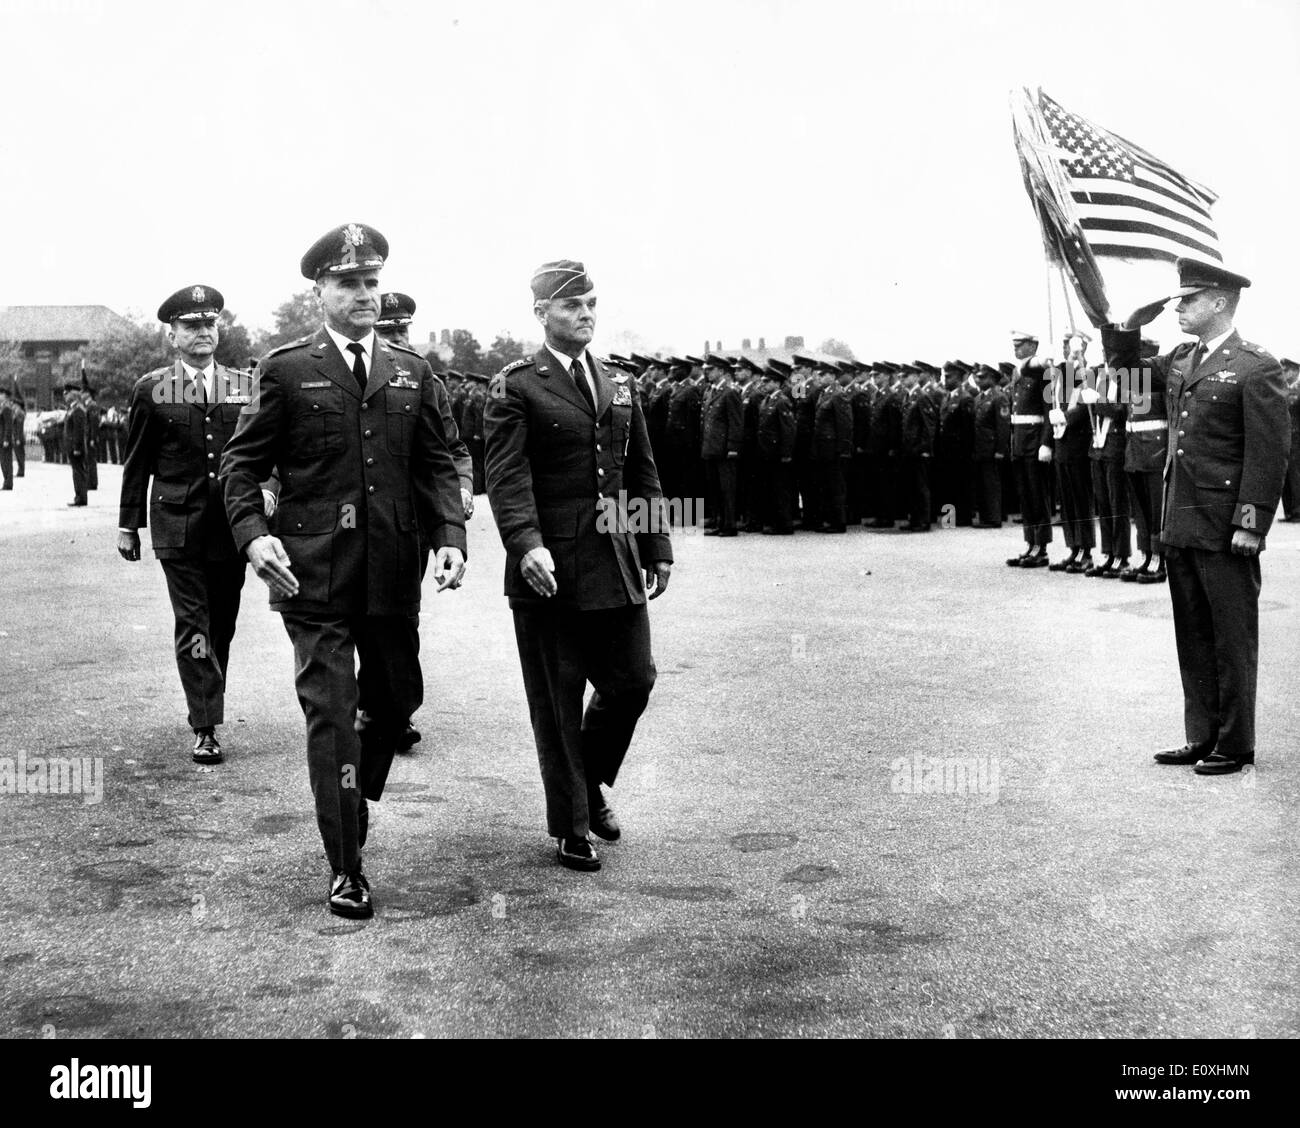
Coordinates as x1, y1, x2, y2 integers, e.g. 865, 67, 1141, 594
545, 343, 588, 374
1199, 327, 1234, 358
325, 325, 376, 367
181, 360, 214, 382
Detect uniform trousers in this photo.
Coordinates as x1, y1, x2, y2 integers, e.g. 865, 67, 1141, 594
868, 455, 897, 525
704, 458, 738, 532
1013, 457, 1053, 546
0, 442, 11, 489
1090, 457, 1130, 558
795, 457, 819, 527
815, 457, 846, 528
974, 459, 1003, 524
512, 601, 656, 840
938, 456, 975, 526
899, 455, 931, 528
14, 429, 24, 475
160, 558, 247, 730
1166, 546, 1260, 758
1127, 470, 1164, 556
1055, 458, 1095, 550
281, 610, 422, 874
67, 452, 87, 503
87, 440, 99, 491
761, 461, 795, 532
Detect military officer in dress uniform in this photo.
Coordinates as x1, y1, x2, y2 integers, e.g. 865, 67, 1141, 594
1006, 331, 1054, 567
1081, 346, 1131, 578
737, 356, 766, 531
483, 260, 672, 873
10, 390, 27, 478
663, 358, 702, 525
1047, 337, 1096, 574
791, 354, 821, 529
1278, 358, 1300, 521
936, 361, 977, 527
118, 285, 269, 764
84, 383, 101, 491
220, 223, 467, 917
700, 354, 742, 536
898, 364, 938, 531
63, 383, 89, 505
757, 359, 797, 534
972, 364, 1011, 526
863, 363, 902, 528
1118, 337, 1170, 581
812, 360, 854, 532
1103, 258, 1289, 775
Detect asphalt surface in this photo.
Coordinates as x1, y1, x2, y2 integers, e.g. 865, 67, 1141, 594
1, 459, 1297, 1039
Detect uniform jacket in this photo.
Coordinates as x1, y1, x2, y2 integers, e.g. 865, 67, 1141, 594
1103, 326, 1289, 549
0, 403, 12, 449
1087, 367, 1128, 463
120, 362, 261, 562
741, 383, 763, 457
484, 349, 672, 611
62, 401, 87, 455
701, 380, 743, 459
219, 328, 467, 615
812, 383, 854, 460
867, 386, 902, 456
1010, 358, 1053, 458
851, 385, 874, 453
794, 386, 820, 459
899, 386, 938, 457
758, 390, 797, 460
664, 378, 702, 451
937, 384, 976, 460
972, 386, 1011, 460
1120, 360, 1169, 475
647, 379, 672, 453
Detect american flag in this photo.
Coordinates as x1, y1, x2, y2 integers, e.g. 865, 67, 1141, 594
1037, 91, 1221, 266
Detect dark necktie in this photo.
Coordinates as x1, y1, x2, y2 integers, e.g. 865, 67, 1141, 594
1190, 341, 1207, 373
571, 356, 596, 413
346, 342, 367, 394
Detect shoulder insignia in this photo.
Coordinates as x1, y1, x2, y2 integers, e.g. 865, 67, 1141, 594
266, 334, 314, 358
499, 358, 535, 378
390, 341, 424, 358
611, 373, 629, 384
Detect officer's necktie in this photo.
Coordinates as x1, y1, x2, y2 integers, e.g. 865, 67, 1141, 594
572, 356, 596, 413
1190, 341, 1206, 373
346, 342, 368, 395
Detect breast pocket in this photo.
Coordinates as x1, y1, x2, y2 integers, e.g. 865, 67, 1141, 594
386, 389, 420, 456
290, 385, 346, 455
610, 404, 632, 466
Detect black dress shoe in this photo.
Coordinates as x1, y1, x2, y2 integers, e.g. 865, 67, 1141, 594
588, 792, 621, 841
1101, 558, 1128, 579
1006, 551, 1031, 566
1064, 558, 1089, 574
703, 528, 722, 536
1136, 564, 1167, 584
67, 500, 87, 507
396, 722, 420, 752
557, 836, 600, 871
192, 729, 223, 764
1083, 556, 1109, 576
358, 798, 369, 849
1193, 750, 1254, 775
1048, 554, 1075, 572
1118, 565, 1141, 582
329, 869, 373, 918
1019, 552, 1050, 568
714, 528, 738, 537
1153, 741, 1214, 765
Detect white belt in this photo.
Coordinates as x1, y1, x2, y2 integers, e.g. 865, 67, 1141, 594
1126, 420, 1168, 432
1011, 414, 1043, 425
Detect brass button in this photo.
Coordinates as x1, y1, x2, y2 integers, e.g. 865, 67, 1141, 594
1224, 479, 1231, 486
1177, 449, 1185, 456
404, 404, 411, 412
1181, 411, 1188, 417
206, 433, 214, 440
595, 444, 602, 451
367, 486, 375, 494
361, 403, 369, 410
208, 452, 215, 459
208, 471, 216, 479
296, 522, 303, 530
312, 403, 319, 410
597, 468, 605, 477
366, 458, 374, 466
364, 430, 372, 438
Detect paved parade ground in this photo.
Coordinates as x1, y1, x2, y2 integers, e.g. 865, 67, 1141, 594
1, 460, 1297, 1040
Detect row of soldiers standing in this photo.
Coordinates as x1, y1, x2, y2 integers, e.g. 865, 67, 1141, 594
609, 350, 1017, 535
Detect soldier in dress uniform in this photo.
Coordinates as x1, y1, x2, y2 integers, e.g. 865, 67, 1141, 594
1081, 343, 1131, 578
644, 356, 673, 466
700, 354, 742, 537
1046, 337, 1096, 574
972, 364, 1011, 526
757, 359, 797, 534
220, 223, 467, 917
82, 381, 101, 491
1006, 331, 1054, 567
1278, 357, 1300, 521
936, 361, 977, 527
1117, 336, 1170, 581
812, 360, 854, 532
11, 390, 27, 478
118, 285, 272, 765
663, 358, 702, 525
790, 354, 821, 530
737, 356, 765, 532
1104, 258, 1288, 775
846, 362, 873, 525
898, 364, 938, 531
63, 383, 89, 505
863, 362, 902, 528
462, 372, 489, 495
0, 387, 13, 490
483, 259, 672, 872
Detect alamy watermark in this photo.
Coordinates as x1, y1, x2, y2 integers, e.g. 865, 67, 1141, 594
890, 753, 1000, 803
0, 752, 104, 804
595, 492, 703, 534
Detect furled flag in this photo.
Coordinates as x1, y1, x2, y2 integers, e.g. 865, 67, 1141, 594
1011, 88, 1224, 327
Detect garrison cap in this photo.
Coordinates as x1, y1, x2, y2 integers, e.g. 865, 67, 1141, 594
531, 259, 593, 301
301, 223, 388, 280
157, 284, 224, 324
1169, 257, 1251, 297
63, 381, 82, 392
376, 292, 416, 326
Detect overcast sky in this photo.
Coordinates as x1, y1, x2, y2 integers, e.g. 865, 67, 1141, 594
1, 0, 1296, 362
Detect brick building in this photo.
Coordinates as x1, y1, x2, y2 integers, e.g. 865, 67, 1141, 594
0, 305, 135, 408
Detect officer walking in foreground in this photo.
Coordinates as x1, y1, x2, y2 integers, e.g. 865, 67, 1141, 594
484, 260, 672, 873
118, 286, 266, 764
220, 223, 467, 918
1104, 258, 1288, 776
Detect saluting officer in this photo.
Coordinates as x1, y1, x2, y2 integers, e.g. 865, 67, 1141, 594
1105, 259, 1289, 776
483, 260, 672, 873
220, 223, 467, 918
118, 285, 267, 764
757, 359, 797, 534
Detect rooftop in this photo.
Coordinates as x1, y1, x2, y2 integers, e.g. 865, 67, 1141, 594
0, 305, 134, 343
